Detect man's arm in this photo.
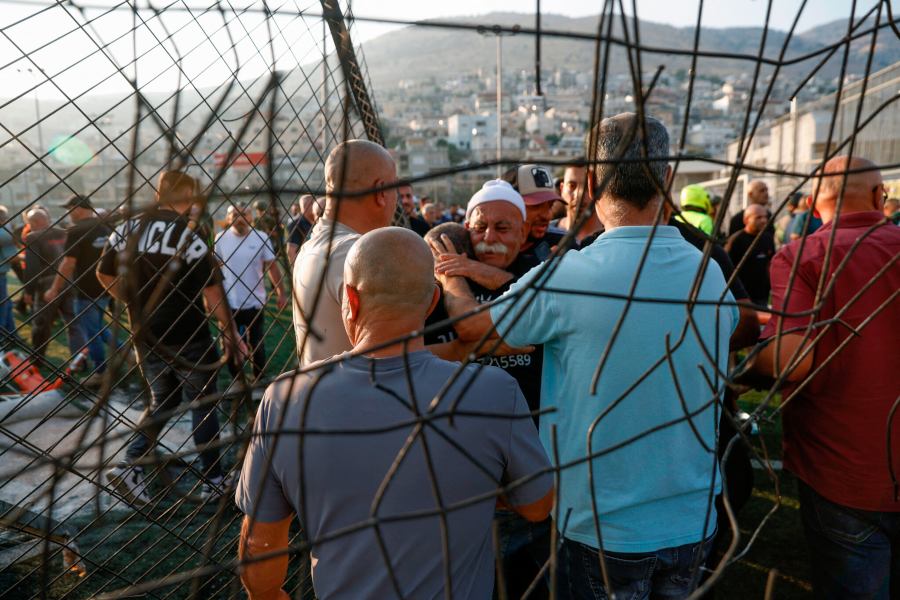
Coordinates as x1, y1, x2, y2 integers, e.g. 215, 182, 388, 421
96, 270, 124, 302
439, 275, 497, 342
202, 282, 249, 363
44, 256, 76, 303
285, 243, 299, 266
264, 260, 287, 310
239, 515, 292, 600
506, 488, 554, 523
434, 255, 514, 291
749, 333, 814, 384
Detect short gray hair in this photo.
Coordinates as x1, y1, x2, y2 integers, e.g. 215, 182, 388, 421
591, 112, 670, 209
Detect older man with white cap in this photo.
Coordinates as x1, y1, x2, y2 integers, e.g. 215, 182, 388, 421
426, 178, 551, 598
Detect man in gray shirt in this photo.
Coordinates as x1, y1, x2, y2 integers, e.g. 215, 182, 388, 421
236, 227, 553, 600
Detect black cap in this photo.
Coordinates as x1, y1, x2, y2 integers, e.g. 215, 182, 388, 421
61, 195, 93, 210
253, 200, 268, 210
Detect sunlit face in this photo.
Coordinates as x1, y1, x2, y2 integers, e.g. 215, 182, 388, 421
563, 166, 592, 214
466, 201, 526, 269
744, 205, 768, 234
398, 185, 415, 216
525, 200, 554, 240
749, 183, 769, 206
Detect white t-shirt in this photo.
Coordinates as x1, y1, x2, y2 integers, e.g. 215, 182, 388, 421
214, 227, 276, 310
292, 218, 359, 366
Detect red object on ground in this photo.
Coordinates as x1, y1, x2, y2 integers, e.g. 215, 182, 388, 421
1, 351, 62, 393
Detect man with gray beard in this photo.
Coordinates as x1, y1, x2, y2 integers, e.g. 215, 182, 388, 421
425, 180, 549, 599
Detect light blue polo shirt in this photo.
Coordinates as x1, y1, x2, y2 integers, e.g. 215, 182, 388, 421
490, 225, 737, 553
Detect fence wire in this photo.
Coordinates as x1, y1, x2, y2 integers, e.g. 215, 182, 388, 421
0, 0, 897, 598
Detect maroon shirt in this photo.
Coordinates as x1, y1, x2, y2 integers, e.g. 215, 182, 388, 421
762, 211, 900, 511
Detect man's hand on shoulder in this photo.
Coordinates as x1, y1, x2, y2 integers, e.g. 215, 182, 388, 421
435, 254, 513, 290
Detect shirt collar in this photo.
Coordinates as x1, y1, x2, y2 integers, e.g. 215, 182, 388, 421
817, 211, 885, 232
314, 217, 359, 236
595, 225, 682, 241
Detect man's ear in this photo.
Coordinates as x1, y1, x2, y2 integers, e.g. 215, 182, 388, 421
424, 284, 440, 319
345, 284, 361, 321
805, 195, 820, 218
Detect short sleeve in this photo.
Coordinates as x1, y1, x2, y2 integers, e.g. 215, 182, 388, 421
235, 394, 293, 522
325, 238, 355, 305
97, 230, 120, 277
489, 263, 558, 348
62, 225, 79, 258
503, 383, 553, 507
761, 247, 815, 339
262, 234, 276, 262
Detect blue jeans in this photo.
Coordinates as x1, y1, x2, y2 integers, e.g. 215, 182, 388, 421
0, 274, 15, 337
798, 480, 900, 599
494, 511, 551, 598
73, 296, 111, 372
127, 341, 223, 479
557, 536, 713, 600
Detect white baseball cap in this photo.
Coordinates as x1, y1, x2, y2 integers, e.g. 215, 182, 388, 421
465, 179, 527, 222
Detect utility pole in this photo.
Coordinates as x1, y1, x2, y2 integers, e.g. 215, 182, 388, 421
496, 35, 502, 178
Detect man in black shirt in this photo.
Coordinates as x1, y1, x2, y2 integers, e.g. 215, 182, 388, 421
285, 194, 317, 265
727, 179, 772, 237
97, 170, 247, 507
726, 204, 776, 306
24, 208, 86, 361
45, 195, 113, 386
399, 184, 431, 237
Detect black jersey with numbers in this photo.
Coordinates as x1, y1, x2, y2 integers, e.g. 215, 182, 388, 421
425, 254, 543, 420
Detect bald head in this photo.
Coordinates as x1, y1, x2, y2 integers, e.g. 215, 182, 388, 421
425, 222, 476, 258
25, 208, 49, 231
747, 181, 769, 206
325, 140, 396, 202
743, 203, 769, 234
812, 156, 883, 222
344, 227, 436, 323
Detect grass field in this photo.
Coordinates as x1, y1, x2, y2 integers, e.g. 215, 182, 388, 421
0, 282, 813, 598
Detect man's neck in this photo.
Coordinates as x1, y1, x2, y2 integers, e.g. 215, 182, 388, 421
352, 323, 427, 358
230, 226, 249, 237
566, 209, 602, 241
323, 208, 374, 235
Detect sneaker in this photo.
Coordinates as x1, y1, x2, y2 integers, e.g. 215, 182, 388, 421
200, 472, 235, 502
106, 464, 150, 507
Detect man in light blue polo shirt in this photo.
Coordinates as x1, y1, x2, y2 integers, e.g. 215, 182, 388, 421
437, 113, 736, 598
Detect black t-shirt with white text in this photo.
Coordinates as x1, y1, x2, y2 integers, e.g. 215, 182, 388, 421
425, 254, 544, 418
64, 217, 112, 299
98, 208, 222, 348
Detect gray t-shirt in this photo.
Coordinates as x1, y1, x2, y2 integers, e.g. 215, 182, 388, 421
235, 350, 552, 600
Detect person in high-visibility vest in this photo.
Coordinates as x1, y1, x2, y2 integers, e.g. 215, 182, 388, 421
675, 184, 714, 235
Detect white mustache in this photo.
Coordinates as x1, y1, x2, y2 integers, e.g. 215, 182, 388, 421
475, 242, 509, 255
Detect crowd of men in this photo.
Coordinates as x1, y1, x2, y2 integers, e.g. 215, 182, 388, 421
0, 110, 897, 599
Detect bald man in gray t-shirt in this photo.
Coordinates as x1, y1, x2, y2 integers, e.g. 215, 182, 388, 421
236, 227, 553, 599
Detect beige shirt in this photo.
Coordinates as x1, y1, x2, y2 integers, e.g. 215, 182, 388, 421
292, 218, 360, 366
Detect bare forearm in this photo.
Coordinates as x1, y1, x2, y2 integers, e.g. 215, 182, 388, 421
467, 264, 513, 291
750, 333, 813, 383
441, 277, 495, 342
203, 284, 239, 340
49, 257, 76, 295
239, 516, 291, 600
266, 261, 284, 294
